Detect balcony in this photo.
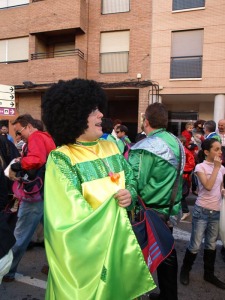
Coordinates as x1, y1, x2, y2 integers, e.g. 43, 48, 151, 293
29, 54, 86, 83
29, 0, 87, 34
31, 49, 84, 60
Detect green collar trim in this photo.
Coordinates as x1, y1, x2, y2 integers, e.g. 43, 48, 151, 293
75, 140, 99, 146
148, 128, 166, 137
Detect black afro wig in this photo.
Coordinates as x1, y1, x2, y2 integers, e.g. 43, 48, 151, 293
42, 78, 107, 146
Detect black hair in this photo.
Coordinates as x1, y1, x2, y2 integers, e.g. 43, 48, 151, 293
41, 78, 107, 146
0, 135, 20, 168
117, 125, 128, 134
194, 119, 205, 128
197, 138, 218, 163
34, 119, 44, 131
101, 118, 113, 134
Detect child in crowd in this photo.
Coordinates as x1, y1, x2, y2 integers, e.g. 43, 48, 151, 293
178, 136, 196, 221
181, 122, 198, 153
180, 138, 225, 289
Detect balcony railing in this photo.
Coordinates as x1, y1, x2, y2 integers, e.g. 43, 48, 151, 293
31, 49, 84, 60
170, 55, 202, 79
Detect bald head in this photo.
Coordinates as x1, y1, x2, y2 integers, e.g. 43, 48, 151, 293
218, 119, 225, 133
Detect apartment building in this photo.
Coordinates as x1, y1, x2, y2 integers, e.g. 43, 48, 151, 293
151, 0, 225, 134
0, 0, 225, 139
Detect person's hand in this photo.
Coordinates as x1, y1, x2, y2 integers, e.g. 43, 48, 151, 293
214, 156, 222, 169
114, 189, 132, 208
8, 167, 19, 181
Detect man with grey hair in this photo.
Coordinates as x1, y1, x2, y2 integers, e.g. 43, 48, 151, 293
218, 119, 225, 147
204, 120, 221, 142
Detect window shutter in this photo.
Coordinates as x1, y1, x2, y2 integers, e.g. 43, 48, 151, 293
0, 40, 6, 62
7, 37, 29, 62
172, 30, 204, 57
100, 31, 130, 53
102, 0, 129, 14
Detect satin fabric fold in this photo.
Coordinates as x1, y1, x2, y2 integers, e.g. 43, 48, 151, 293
44, 142, 155, 299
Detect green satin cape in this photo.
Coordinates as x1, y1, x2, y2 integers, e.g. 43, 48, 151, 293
44, 143, 155, 299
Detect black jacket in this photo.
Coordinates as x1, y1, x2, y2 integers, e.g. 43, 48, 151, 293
0, 214, 16, 259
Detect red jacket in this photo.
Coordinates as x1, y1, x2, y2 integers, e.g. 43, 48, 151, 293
21, 131, 56, 170
181, 129, 192, 148
182, 129, 198, 153
183, 146, 195, 182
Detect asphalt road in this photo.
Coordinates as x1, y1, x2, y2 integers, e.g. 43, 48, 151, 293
1, 194, 225, 300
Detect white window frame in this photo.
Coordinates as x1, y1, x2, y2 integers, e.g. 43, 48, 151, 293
0, 0, 29, 9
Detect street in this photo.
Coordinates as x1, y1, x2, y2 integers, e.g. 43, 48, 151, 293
1, 196, 225, 300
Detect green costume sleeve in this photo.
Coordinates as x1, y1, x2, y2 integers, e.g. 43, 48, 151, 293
121, 154, 137, 210
128, 133, 183, 216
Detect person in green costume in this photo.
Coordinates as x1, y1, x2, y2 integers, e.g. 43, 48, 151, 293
41, 78, 155, 300
128, 102, 185, 300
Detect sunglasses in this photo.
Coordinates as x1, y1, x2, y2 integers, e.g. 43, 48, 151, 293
15, 126, 26, 136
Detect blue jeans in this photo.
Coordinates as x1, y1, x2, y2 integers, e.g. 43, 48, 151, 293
188, 204, 220, 254
5, 200, 44, 278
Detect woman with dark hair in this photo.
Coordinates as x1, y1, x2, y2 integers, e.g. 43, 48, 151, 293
180, 138, 225, 289
42, 78, 155, 299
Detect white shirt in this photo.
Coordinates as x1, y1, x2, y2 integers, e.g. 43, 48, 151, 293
219, 133, 225, 146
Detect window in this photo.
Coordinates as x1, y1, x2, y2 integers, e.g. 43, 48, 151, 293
0, 37, 29, 63
53, 42, 75, 57
170, 29, 203, 79
102, 0, 129, 14
173, 0, 205, 11
0, 0, 29, 9
168, 112, 198, 136
100, 31, 129, 73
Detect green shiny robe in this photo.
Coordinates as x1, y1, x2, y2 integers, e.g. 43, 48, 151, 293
44, 140, 155, 300
128, 129, 184, 216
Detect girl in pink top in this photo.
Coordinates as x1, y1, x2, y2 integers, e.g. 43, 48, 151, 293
180, 138, 225, 290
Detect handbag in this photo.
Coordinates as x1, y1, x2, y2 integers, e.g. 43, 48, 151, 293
12, 176, 43, 203
132, 197, 174, 273
220, 195, 225, 247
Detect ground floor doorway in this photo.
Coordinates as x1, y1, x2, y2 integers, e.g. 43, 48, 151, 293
104, 88, 139, 142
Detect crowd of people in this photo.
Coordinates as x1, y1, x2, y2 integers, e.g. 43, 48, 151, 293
0, 78, 225, 299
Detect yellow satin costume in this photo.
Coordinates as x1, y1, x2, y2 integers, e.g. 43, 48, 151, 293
44, 140, 155, 300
